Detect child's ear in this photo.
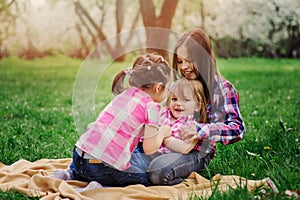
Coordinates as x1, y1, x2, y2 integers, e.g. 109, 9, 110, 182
153, 82, 163, 93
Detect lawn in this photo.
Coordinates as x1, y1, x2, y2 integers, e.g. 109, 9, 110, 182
0, 56, 299, 199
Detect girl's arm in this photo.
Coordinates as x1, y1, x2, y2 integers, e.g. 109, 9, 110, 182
143, 125, 171, 155
163, 136, 198, 154
197, 80, 245, 145
182, 80, 245, 146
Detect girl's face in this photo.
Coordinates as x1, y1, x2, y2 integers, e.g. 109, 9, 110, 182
169, 89, 198, 119
176, 46, 198, 80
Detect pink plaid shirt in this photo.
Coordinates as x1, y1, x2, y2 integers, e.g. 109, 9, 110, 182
158, 108, 196, 153
75, 87, 160, 170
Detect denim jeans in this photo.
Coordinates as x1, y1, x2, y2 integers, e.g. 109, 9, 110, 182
148, 150, 210, 185
71, 144, 152, 186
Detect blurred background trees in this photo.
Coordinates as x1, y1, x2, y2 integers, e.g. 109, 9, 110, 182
0, 0, 16, 59
1, 0, 299, 60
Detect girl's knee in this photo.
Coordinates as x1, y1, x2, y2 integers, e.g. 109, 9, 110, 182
148, 167, 174, 185
148, 170, 163, 185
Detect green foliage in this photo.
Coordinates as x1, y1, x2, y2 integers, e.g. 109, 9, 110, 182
0, 56, 299, 199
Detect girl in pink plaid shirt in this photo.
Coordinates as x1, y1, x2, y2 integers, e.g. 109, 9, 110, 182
52, 54, 172, 188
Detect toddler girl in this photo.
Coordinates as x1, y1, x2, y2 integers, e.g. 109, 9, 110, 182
158, 77, 208, 154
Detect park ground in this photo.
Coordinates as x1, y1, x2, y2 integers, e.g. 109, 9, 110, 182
0, 56, 299, 199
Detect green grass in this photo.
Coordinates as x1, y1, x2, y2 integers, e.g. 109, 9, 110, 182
0, 56, 299, 199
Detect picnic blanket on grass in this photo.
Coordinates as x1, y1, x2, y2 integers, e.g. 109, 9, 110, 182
0, 158, 277, 200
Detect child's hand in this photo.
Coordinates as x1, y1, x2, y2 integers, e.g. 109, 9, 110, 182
181, 124, 198, 142
185, 136, 198, 145
159, 125, 172, 138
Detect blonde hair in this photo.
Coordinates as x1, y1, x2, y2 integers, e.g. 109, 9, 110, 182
112, 54, 170, 95
166, 77, 208, 123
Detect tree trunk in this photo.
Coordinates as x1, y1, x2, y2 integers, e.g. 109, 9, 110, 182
199, 0, 205, 31
115, 0, 125, 61
0, 0, 16, 59
140, 0, 179, 60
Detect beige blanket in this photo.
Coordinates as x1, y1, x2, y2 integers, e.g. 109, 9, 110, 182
0, 158, 275, 200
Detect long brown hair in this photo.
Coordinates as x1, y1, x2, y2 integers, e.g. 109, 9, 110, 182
172, 29, 216, 105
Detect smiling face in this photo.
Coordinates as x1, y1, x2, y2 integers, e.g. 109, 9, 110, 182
168, 85, 198, 120
176, 46, 198, 80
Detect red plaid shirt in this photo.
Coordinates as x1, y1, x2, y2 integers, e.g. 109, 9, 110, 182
194, 76, 245, 158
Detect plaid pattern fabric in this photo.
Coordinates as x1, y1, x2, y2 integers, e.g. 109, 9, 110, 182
158, 108, 196, 153
76, 87, 160, 170
194, 76, 246, 157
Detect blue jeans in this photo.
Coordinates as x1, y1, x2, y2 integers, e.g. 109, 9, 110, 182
148, 150, 210, 185
71, 145, 152, 186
